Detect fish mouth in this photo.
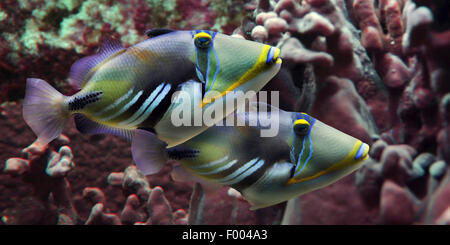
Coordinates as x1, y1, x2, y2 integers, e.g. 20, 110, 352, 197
267, 47, 282, 65
275, 57, 282, 64
285, 140, 369, 186
354, 142, 370, 161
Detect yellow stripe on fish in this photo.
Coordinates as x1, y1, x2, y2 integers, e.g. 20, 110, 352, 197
199, 45, 281, 108
286, 140, 369, 185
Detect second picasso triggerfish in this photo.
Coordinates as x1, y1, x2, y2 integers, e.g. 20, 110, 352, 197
22, 29, 282, 174
142, 103, 370, 209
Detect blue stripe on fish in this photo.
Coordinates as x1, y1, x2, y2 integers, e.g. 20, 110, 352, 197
295, 132, 313, 176
206, 40, 220, 95
205, 46, 211, 92
266, 47, 275, 64
126, 83, 172, 127
118, 83, 165, 126
94, 88, 134, 117
101, 90, 143, 122
293, 117, 316, 177
294, 136, 307, 173
355, 143, 367, 160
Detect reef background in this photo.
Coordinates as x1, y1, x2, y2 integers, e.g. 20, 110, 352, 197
0, 0, 449, 225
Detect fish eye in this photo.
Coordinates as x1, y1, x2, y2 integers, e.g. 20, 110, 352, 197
194, 32, 212, 49
293, 119, 310, 136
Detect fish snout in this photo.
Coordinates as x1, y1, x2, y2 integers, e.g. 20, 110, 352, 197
354, 141, 370, 162
266, 46, 282, 65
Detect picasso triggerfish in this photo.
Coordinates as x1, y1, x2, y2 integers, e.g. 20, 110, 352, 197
23, 30, 282, 174
151, 103, 370, 209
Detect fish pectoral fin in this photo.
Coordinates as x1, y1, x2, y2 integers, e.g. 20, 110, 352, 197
74, 114, 134, 141
144, 28, 175, 38
131, 129, 168, 175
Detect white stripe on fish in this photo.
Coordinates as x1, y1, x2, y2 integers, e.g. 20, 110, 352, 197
125, 83, 172, 127
190, 155, 229, 170
93, 87, 135, 117
198, 159, 238, 175
118, 83, 166, 126
217, 158, 263, 185
101, 90, 143, 122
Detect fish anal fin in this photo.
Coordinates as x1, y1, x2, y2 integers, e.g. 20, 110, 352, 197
131, 129, 168, 175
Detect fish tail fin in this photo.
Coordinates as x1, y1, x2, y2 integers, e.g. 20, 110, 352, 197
23, 78, 70, 145
131, 129, 169, 175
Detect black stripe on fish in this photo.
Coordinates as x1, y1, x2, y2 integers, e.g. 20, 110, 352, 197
115, 83, 174, 128
167, 147, 200, 160
68, 91, 103, 111
229, 157, 269, 191
138, 85, 175, 128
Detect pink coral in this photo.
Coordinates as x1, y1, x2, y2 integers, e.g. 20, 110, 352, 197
238, 0, 449, 224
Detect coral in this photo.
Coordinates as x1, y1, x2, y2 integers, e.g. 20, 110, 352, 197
234, 0, 449, 224
1, 131, 187, 225
187, 183, 285, 225
2, 136, 80, 224
0, 0, 249, 105
0, 103, 191, 225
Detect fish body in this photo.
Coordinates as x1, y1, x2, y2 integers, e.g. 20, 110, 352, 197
23, 30, 281, 174
165, 104, 370, 209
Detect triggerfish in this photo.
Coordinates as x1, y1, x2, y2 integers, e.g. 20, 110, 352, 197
144, 103, 370, 209
23, 29, 282, 174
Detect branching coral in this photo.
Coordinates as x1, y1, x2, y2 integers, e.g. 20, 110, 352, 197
3, 136, 80, 224
233, 0, 449, 224
2, 138, 188, 225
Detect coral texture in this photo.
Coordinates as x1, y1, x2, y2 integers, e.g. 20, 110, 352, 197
0, 0, 249, 102
232, 0, 449, 224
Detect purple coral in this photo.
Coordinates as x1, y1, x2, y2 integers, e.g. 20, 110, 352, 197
235, 0, 449, 224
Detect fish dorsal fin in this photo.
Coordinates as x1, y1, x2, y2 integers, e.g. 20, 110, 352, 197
69, 38, 124, 90
144, 28, 175, 38
74, 114, 133, 141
